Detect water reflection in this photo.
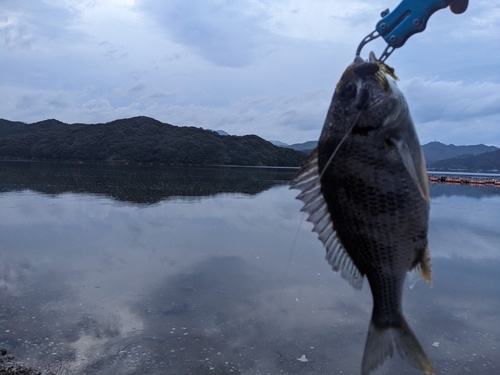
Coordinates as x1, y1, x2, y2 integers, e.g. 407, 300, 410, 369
430, 182, 500, 199
0, 161, 297, 204
0, 162, 499, 374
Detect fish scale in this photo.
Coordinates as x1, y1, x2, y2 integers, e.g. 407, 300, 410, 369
291, 53, 434, 375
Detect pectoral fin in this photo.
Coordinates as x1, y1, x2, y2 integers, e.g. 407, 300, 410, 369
390, 138, 429, 202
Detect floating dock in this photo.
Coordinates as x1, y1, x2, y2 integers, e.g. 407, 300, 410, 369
429, 176, 500, 186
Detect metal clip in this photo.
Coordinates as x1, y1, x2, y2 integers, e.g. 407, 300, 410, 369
355, 30, 380, 58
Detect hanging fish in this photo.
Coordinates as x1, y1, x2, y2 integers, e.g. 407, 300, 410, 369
290, 53, 434, 375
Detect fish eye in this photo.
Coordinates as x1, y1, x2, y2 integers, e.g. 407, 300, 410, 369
340, 81, 357, 101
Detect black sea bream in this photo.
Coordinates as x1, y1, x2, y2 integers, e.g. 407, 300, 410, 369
291, 53, 434, 375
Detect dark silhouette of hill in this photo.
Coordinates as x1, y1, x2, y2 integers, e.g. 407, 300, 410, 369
0, 117, 306, 167
429, 149, 500, 172
422, 141, 498, 165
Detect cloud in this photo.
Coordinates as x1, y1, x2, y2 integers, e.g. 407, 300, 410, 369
418, 115, 500, 147
455, 0, 500, 40
255, 0, 379, 42
82, 98, 114, 112
97, 41, 129, 60
402, 78, 500, 123
138, 0, 272, 67
8, 89, 79, 120
136, 0, 387, 68
0, 11, 36, 49
0, 0, 85, 51
134, 90, 329, 142
399, 77, 500, 145
128, 82, 146, 92
147, 89, 177, 99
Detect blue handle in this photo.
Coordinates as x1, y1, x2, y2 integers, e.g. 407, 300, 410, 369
375, 0, 451, 48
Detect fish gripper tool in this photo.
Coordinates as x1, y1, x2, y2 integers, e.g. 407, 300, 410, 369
356, 0, 468, 62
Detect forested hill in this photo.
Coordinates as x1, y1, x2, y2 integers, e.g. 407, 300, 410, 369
0, 117, 306, 167
421, 141, 498, 164
429, 149, 500, 172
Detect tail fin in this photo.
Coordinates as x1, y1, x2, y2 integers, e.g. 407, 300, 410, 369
361, 318, 435, 375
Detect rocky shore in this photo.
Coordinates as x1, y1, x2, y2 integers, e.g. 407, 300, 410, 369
0, 349, 41, 375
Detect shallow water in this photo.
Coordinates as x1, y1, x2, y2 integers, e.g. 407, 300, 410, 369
0, 161, 499, 374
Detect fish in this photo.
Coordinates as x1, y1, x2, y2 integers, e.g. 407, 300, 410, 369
290, 52, 434, 375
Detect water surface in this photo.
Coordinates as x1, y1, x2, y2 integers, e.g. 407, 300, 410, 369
0, 161, 499, 374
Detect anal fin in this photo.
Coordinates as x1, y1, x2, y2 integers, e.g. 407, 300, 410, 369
408, 245, 433, 289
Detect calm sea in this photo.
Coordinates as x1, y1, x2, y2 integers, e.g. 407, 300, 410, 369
0, 161, 499, 375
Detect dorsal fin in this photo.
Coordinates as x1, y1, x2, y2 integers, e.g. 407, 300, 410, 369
290, 148, 364, 290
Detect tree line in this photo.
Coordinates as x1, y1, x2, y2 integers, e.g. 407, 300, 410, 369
0, 117, 307, 167
429, 149, 500, 172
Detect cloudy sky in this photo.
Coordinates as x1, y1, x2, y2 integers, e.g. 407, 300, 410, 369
1, 0, 499, 145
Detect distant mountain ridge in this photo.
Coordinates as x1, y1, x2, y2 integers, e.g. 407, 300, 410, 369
289, 141, 318, 152
421, 141, 498, 165
271, 139, 499, 172
0, 117, 306, 167
209, 129, 229, 136
429, 149, 500, 172
270, 140, 318, 152
1, 117, 497, 171
269, 140, 289, 147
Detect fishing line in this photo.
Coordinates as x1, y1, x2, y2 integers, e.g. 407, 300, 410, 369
319, 94, 368, 180
278, 83, 368, 332
276, 211, 305, 333
281, 211, 305, 291
277, 212, 306, 341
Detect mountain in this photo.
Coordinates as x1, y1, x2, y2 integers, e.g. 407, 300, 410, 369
208, 129, 229, 136
429, 149, 500, 172
421, 141, 498, 165
0, 117, 306, 167
289, 141, 318, 152
269, 140, 289, 147
268, 140, 317, 152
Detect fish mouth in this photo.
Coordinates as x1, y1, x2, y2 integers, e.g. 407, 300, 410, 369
354, 62, 379, 78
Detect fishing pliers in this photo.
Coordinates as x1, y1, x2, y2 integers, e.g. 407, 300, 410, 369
356, 0, 468, 62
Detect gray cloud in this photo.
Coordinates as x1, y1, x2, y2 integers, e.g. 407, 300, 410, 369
98, 41, 129, 60
398, 77, 500, 145
147, 89, 177, 99
0, 17, 35, 49
128, 82, 146, 93
0, 0, 85, 50
138, 0, 273, 67
14, 92, 42, 110
402, 78, 500, 123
